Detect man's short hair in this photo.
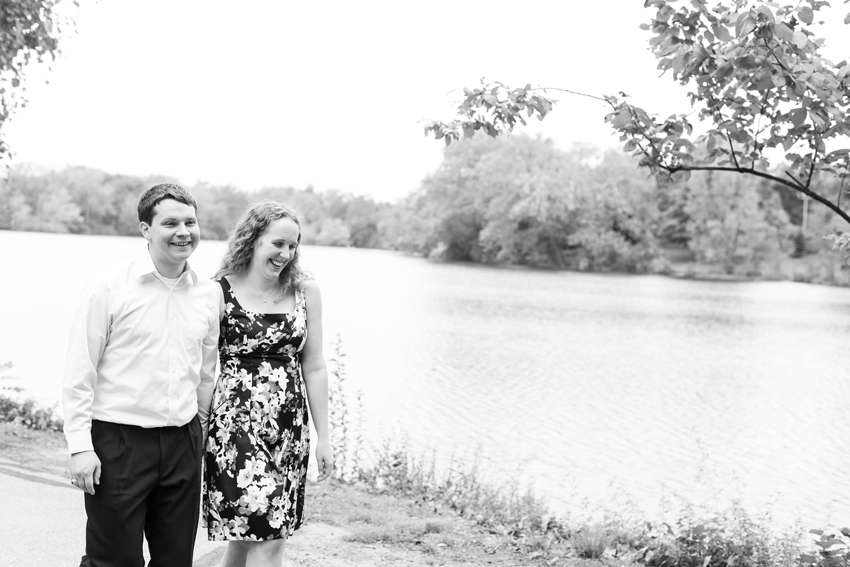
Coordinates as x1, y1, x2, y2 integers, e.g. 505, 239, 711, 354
138, 184, 198, 224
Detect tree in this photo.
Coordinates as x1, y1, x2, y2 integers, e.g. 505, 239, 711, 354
58, 166, 112, 233
425, 0, 850, 245
0, 0, 71, 157
313, 218, 351, 247
191, 182, 250, 240
3, 167, 82, 232
684, 170, 791, 274
401, 133, 668, 270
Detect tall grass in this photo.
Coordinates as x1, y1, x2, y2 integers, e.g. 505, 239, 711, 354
326, 336, 364, 481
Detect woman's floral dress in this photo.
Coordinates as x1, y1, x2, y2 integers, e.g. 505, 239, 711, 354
203, 278, 310, 541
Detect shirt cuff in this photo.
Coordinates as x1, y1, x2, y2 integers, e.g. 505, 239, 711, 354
65, 430, 94, 455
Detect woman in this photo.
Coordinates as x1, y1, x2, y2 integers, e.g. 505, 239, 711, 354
204, 201, 334, 566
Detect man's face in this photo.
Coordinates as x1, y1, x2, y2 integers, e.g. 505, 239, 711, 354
140, 199, 200, 275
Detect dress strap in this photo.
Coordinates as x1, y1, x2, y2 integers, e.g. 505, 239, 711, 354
218, 277, 233, 300
295, 285, 306, 311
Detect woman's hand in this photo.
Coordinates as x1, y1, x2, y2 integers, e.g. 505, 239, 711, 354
314, 439, 335, 482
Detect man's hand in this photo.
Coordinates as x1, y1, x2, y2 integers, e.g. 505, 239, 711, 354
314, 440, 335, 482
70, 450, 101, 495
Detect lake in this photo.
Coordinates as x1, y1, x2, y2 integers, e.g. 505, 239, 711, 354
4, 230, 850, 529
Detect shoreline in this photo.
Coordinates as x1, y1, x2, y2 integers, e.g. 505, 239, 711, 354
405, 248, 850, 287
4, 229, 847, 287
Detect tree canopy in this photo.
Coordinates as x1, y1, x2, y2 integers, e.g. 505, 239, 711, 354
425, 0, 850, 236
0, 0, 68, 157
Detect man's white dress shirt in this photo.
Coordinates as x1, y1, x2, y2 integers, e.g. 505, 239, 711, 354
63, 252, 220, 455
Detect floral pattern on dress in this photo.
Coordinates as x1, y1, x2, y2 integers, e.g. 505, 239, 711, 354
203, 278, 310, 541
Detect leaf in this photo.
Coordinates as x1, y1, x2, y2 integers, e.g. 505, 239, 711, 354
753, 73, 773, 90
611, 109, 631, 129
809, 108, 826, 128
793, 31, 808, 49
845, 12, 850, 24
736, 55, 758, 69
798, 6, 814, 24
735, 13, 755, 37
789, 108, 807, 127
712, 24, 733, 41
774, 22, 794, 43
714, 63, 734, 82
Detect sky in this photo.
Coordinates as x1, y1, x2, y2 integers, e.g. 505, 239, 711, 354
5, 0, 850, 203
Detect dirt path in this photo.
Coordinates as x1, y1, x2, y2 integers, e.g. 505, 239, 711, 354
1, 424, 539, 567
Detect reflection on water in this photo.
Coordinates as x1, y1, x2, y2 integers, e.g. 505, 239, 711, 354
5, 230, 850, 527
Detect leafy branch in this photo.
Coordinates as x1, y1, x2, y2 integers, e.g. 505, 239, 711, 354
425, 0, 850, 230
0, 0, 72, 158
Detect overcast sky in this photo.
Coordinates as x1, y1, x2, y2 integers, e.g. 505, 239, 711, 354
5, 0, 850, 202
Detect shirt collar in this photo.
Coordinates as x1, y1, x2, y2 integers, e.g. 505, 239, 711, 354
131, 250, 198, 286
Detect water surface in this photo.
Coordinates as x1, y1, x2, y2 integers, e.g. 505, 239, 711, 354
4, 230, 850, 527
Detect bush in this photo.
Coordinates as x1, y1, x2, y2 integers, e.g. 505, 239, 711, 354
0, 362, 64, 432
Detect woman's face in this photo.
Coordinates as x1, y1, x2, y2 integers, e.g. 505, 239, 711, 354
249, 217, 300, 280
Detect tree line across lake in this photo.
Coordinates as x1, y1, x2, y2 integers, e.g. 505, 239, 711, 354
2, 133, 848, 284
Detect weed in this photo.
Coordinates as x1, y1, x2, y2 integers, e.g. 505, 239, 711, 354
569, 523, 612, 559
327, 336, 364, 482
0, 362, 63, 432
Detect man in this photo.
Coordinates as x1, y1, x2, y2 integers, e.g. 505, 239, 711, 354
63, 183, 219, 567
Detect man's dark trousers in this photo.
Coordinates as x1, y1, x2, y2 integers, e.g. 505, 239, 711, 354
79, 416, 202, 567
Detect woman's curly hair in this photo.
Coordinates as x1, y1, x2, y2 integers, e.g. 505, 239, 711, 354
215, 201, 309, 290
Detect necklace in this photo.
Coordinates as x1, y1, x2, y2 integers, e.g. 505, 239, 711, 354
246, 275, 278, 303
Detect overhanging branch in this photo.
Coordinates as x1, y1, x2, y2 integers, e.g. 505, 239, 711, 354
664, 164, 850, 225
